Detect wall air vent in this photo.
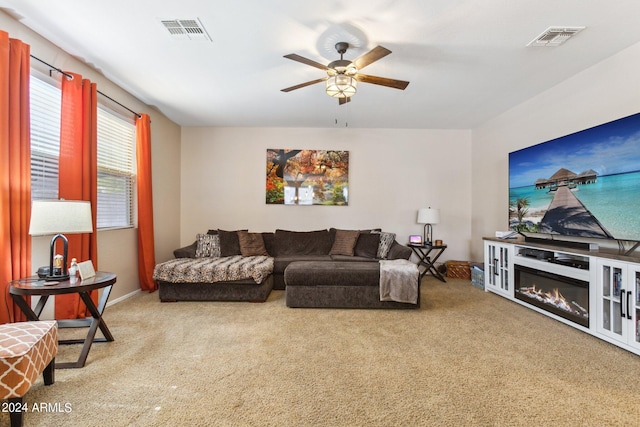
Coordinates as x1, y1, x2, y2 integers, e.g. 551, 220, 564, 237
161, 18, 211, 41
527, 26, 585, 47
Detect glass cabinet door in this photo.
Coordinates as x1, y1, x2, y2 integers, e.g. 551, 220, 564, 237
484, 241, 512, 298
486, 243, 496, 288
632, 268, 640, 348
596, 260, 640, 350
499, 246, 509, 293
598, 261, 625, 341
597, 261, 640, 351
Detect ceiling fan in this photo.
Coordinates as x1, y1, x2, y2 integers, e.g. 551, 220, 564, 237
281, 42, 410, 105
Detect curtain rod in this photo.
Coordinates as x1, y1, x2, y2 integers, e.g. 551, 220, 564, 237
30, 54, 142, 118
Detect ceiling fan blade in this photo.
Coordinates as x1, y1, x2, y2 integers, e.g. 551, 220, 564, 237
352, 46, 392, 70
281, 77, 327, 92
283, 53, 329, 71
338, 97, 351, 106
355, 74, 410, 90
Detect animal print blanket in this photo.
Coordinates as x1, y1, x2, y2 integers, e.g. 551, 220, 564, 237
153, 256, 273, 284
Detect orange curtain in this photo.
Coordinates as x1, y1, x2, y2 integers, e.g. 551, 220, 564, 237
0, 32, 31, 323
136, 114, 157, 291
56, 71, 98, 319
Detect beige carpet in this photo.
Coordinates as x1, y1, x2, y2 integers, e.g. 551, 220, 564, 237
3, 277, 640, 426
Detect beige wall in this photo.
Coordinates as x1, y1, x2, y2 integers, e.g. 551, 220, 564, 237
470, 40, 640, 261
1, 12, 182, 304
7, 7, 639, 291
180, 127, 474, 263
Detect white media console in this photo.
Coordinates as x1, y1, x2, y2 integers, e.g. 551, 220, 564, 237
484, 237, 640, 356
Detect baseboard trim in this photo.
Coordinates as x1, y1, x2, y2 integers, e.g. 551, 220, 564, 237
107, 289, 141, 307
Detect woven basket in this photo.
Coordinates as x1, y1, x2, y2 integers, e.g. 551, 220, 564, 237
446, 260, 471, 280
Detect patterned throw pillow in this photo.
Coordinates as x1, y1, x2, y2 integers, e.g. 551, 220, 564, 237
195, 233, 221, 258
371, 231, 396, 259
329, 229, 360, 256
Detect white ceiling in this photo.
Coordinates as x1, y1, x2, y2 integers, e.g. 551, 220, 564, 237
3, 0, 640, 129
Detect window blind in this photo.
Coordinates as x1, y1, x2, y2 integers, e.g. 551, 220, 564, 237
97, 106, 136, 229
29, 75, 61, 200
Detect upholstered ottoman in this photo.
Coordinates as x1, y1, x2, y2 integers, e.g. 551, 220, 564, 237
0, 321, 58, 427
285, 261, 419, 309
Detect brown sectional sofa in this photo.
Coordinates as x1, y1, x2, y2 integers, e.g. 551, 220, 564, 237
159, 228, 416, 308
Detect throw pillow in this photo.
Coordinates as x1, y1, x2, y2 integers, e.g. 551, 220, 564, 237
273, 229, 332, 256
174, 241, 197, 258
261, 232, 276, 256
195, 233, 221, 258
371, 231, 396, 259
237, 231, 269, 256
218, 229, 247, 256
329, 229, 360, 256
354, 232, 381, 258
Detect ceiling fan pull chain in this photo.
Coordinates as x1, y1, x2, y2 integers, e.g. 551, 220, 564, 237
345, 97, 350, 127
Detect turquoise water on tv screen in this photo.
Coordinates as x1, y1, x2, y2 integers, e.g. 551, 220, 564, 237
510, 170, 640, 241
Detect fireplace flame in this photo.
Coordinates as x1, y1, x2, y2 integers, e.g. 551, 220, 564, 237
517, 284, 588, 320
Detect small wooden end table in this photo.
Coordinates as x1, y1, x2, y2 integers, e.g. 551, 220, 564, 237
9, 271, 116, 369
408, 243, 448, 282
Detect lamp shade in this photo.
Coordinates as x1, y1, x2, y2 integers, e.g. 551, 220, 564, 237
29, 200, 93, 236
417, 207, 440, 225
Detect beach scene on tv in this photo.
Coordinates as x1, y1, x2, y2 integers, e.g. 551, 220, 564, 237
509, 113, 640, 242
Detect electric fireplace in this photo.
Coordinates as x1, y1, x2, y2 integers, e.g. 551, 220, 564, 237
514, 264, 589, 328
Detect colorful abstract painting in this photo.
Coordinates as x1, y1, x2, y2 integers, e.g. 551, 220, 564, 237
266, 149, 349, 205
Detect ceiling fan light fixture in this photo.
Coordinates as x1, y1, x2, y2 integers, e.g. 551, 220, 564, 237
283, 42, 408, 104
326, 75, 357, 98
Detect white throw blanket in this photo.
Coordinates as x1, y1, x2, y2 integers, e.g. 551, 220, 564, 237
379, 259, 419, 304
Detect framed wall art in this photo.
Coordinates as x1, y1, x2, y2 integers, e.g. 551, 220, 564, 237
266, 149, 349, 205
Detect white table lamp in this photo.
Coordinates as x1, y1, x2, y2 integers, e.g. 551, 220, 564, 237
29, 200, 93, 281
417, 207, 440, 245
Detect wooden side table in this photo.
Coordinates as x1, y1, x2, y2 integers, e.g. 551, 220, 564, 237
408, 243, 447, 282
9, 272, 116, 369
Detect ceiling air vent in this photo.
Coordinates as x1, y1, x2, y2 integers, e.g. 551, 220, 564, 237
161, 18, 211, 41
527, 26, 585, 47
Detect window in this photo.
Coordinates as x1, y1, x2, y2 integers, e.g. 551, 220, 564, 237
29, 74, 137, 229
96, 107, 136, 229
29, 75, 61, 200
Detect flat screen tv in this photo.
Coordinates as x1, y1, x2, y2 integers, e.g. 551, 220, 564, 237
509, 112, 640, 244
